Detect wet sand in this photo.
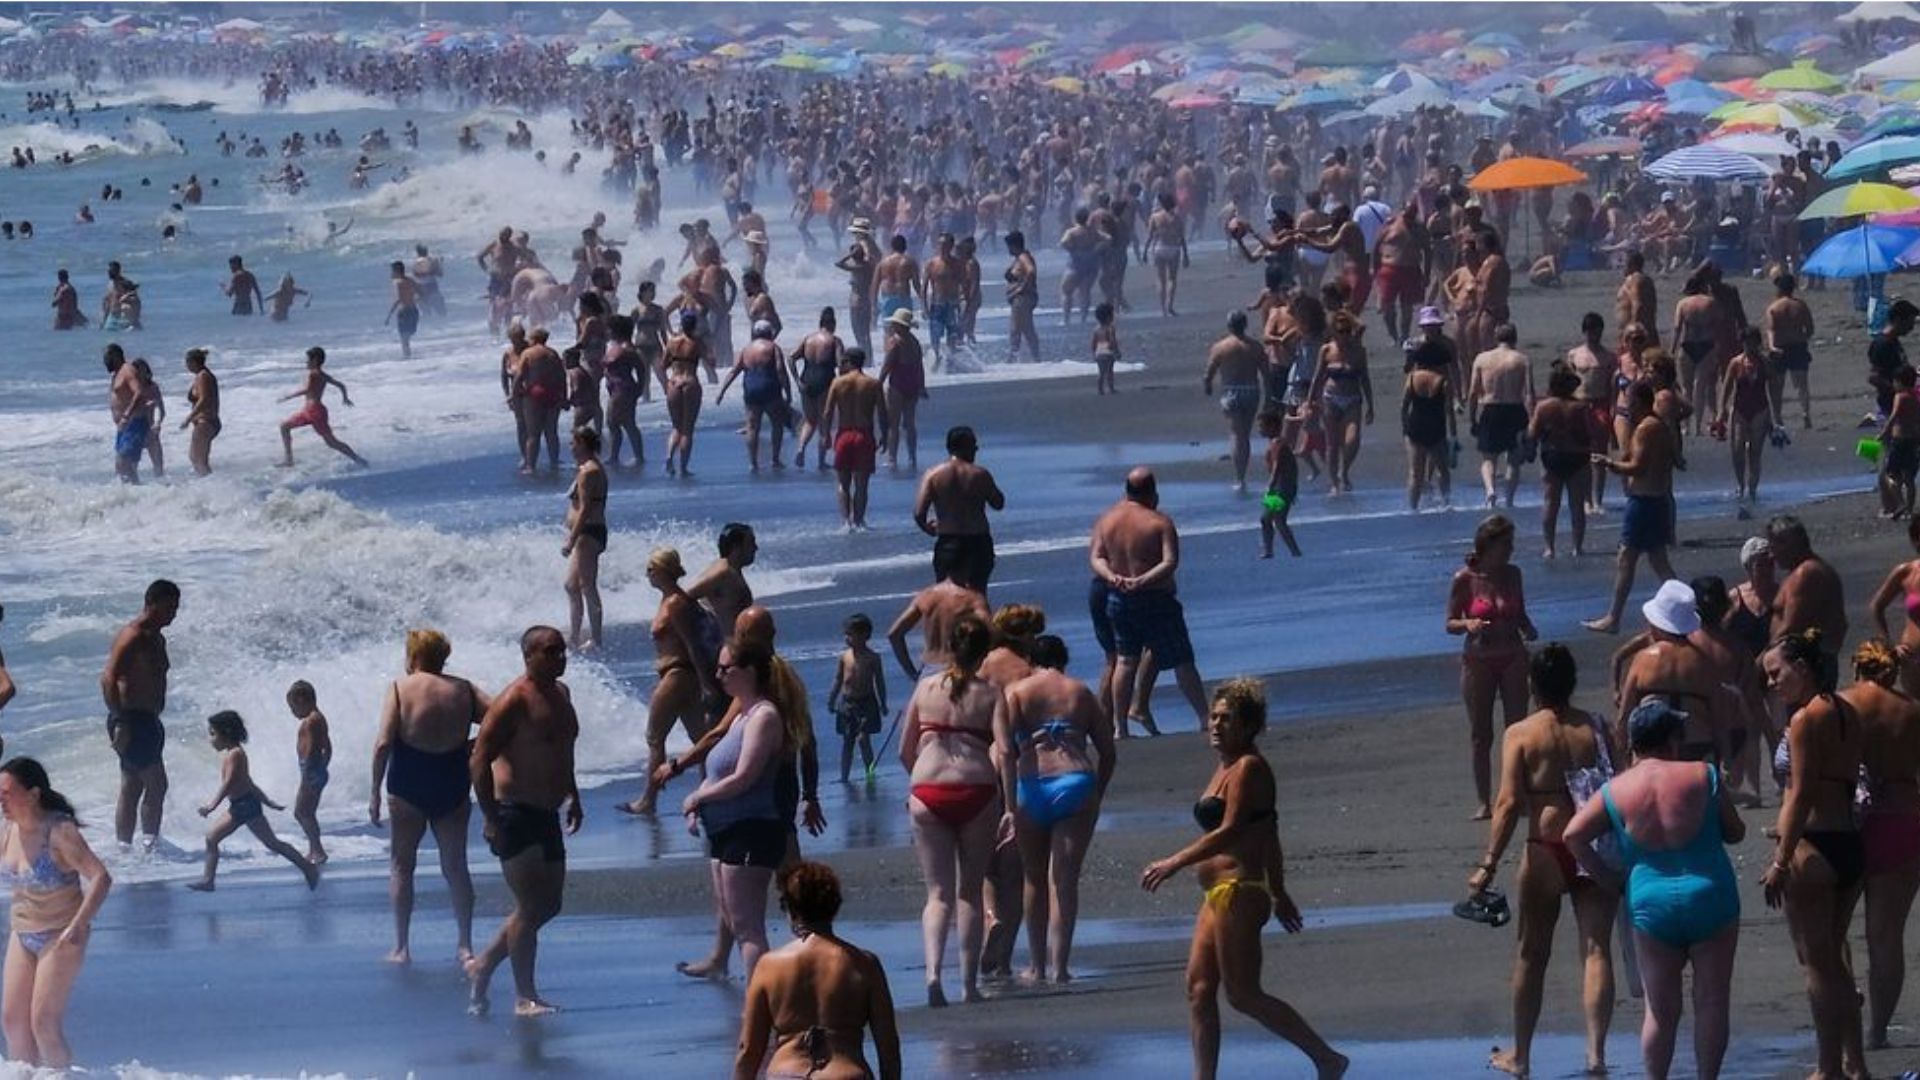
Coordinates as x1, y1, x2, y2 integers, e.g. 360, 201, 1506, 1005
59, 252, 1920, 1077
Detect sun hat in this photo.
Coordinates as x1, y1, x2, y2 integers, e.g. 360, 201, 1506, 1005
1642, 579, 1701, 636
1417, 305, 1445, 327
886, 308, 916, 330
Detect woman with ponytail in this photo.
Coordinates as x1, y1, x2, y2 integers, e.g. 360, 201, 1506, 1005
1842, 638, 1920, 1049
1762, 629, 1869, 1079
900, 614, 1014, 1007
0, 757, 111, 1067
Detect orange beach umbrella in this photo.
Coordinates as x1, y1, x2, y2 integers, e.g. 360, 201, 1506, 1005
1467, 156, 1588, 191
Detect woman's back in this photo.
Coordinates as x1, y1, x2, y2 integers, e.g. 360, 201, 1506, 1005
761, 936, 882, 1080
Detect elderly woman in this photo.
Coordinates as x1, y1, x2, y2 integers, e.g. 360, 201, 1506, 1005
563, 427, 607, 653
734, 861, 901, 1080
1447, 515, 1538, 819
1843, 640, 1920, 1049
1867, 517, 1920, 698
1564, 699, 1744, 1080
1003, 635, 1113, 985
683, 639, 786, 979
0, 758, 111, 1067
1466, 644, 1618, 1079
1140, 679, 1347, 1080
620, 548, 717, 816
901, 615, 1012, 1007
1762, 630, 1869, 1080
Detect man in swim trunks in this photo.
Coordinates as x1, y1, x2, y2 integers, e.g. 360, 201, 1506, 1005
468, 626, 581, 1019
1585, 381, 1680, 634
106, 344, 145, 484
1203, 311, 1267, 492
51, 269, 87, 330
221, 255, 263, 316
478, 226, 527, 338
916, 426, 1006, 593
385, 260, 420, 360
1767, 516, 1848, 671
1467, 322, 1535, 509
515, 329, 565, 475
1059, 207, 1106, 327
101, 579, 177, 848
873, 234, 921, 328
716, 319, 792, 473
1373, 201, 1428, 345
923, 232, 965, 370
824, 349, 886, 530
835, 218, 879, 354
278, 346, 368, 468
1089, 468, 1209, 738
1762, 273, 1815, 430
878, 309, 928, 470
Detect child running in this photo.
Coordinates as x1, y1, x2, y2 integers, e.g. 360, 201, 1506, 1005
189, 710, 319, 892
1090, 302, 1121, 395
1259, 409, 1303, 558
287, 680, 332, 865
827, 613, 888, 783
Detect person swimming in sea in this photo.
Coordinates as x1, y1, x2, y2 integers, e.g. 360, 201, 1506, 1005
188, 711, 319, 892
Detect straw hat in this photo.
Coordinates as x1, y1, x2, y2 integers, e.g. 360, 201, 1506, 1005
849, 217, 874, 236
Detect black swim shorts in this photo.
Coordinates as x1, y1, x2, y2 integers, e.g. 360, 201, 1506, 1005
489, 801, 566, 863
107, 709, 166, 774
932, 533, 996, 590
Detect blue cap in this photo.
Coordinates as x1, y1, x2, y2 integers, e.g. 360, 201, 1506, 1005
1627, 698, 1688, 750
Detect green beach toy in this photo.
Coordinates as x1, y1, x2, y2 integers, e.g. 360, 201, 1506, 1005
1261, 492, 1288, 513
1858, 437, 1883, 465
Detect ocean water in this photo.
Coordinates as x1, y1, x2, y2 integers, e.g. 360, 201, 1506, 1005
0, 76, 1123, 884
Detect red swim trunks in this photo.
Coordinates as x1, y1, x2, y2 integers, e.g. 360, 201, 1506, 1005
284, 401, 332, 438
1342, 262, 1372, 312
833, 428, 876, 475
1373, 263, 1424, 311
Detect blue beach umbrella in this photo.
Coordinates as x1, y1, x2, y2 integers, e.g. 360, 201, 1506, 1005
1827, 136, 1920, 182
1805, 223, 1920, 278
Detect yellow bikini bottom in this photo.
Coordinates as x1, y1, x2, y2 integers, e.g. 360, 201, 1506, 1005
1203, 877, 1272, 914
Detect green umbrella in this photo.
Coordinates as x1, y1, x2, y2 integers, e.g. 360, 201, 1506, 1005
1799, 181, 1920, 220
1757, 59, 1843, 93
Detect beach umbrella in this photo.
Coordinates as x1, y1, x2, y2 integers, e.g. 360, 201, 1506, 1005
1861, 42, 1920, 82
928, 60, 967, 78
1585, 73, 1660, 106
1711, 101, 1823, 130
1563, 136, 1643, 159
1045, 76, 1086, 94
710, 42, 750, 59
1295, 41, 1386, 67
1470, 99, 1509, 121
1644, 144, 1770, 181
1827, 136, 1920, 182
1703, 131, 1800, 158
1471, 31, 1526, 50
1758, 59, 1843, 93
1492, 85, 1549, 111
1170, 94, 1225, 110
1284, 87, 1356, 111
1840, 0, 1920, 24
1365, 83, 1452, 116
1467, 156, 1586, 192
1801, 181, 1920, 220
1374, 68, 1442, 94
1802, 223, 1920, 277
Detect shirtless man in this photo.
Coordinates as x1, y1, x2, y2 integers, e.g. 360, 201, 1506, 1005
51, 269, 86, 330
835, 219, 879, 354
715, 320, 792, 472
1089, 469, 1209, 738
1059, 208, 1106, 327
179, 348, 221, 477
886, 579, 991, 682
466, 626, 581, 1018
1616, 581, 1731, 764
923, 233, 964, 369
1584, 382, 1680, 633
515, 329, 566, 474
915, 426, 1006, 593
385, 261, 421, 359
688, 523, 758, 657
1203, 310, 1267, 491
102, 579, 178, 848
278, 346, 367, 468
957, 235, 984, 345
874, 234, 922, 332
878, 309, 928, 470
1768, 516, 1847, 669
221, 255, 263, 316
1143, 192, 1189, 316
102, 261, 140, 329
1566, 314, 1616, 511
1373, 203, 1428, 343
1467, 323, 1536, 509
411, 244, 445, 318
1763, 273, 1816, 430
1615, 251, 1658, 352
371, 628, 489, 965
824, 348, 886, 529
479, 227, 527, 337
1295, 205, 1369, 313
793, 310, 845, 470
1669, 271, 1721, 436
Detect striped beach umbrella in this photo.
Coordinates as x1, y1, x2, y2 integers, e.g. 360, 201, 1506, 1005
1643, 144, 1770, 181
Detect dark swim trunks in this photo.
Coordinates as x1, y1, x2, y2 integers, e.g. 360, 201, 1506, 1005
395, 304, 419, 336
489, 801, 565, 863
107, 709, 165, 774
228, 793, 264, 825
1475, 402, 1528, 456
1105, 589, 1196, 669
1089, 577, 1117, 655
932, 533, 996, 589
1622, 493, 1676, 552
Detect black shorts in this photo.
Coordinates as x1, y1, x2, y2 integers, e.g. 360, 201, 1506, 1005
1105, 589, 1196, 669
1475, 403, 1528, 456
932, 533, 996, 589
1776, 343, 1811, 372
107, 710, 165, 774
488, 274, 512, 300
489, 802, 565, 864
1888, 437, 1920, 481
706, 817, 786, 869
1089, 577, 1116, 655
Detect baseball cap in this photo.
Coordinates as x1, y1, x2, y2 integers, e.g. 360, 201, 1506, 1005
1628, 698, 1689, 751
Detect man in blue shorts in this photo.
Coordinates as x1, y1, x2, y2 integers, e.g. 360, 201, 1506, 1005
1088, 468, 1209, 737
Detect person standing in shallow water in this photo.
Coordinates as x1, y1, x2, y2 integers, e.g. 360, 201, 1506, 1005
100, 579, 177, 849
1140, 679, 1348, 1080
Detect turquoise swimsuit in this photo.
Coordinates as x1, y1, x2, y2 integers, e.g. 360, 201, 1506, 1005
1602, 766, 1740, 950
1015, 719, 1097, 829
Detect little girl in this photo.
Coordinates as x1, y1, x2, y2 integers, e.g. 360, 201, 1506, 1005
1090, 302, 1120, 395
189, 710, 318, 892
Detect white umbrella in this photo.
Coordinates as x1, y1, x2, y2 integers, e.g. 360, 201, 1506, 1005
1860, 41, 1920, 80
1644, 144, 1771, 181
1839, 0, 1920, 23
214, 17, 263, 32
1364, 83, 1453, 117
1703, 132, 1800, 158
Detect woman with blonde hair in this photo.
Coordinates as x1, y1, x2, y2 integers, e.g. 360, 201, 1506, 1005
620, 548, 718, 815
1140, 679, 1347, 1080
979, 604, 1044, 688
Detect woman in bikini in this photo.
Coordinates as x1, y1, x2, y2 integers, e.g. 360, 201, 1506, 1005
1610, 323, 1650, 479
735, 861, 901, 1080
1140, 679, 1348, 1080
631, 280, 668, 401
1843, 640, 1920, 1050
563, 427, 607, 653
1866, 516, 1920, 698
622, 548, 718, 816
664, 309, 706, 477
1716, 326, 1778, 505
1528, 364, 1592, 559
1762, 629, 1869, 1080
1447, 515, 1538, 819
1467, 645, 1619, 1079
371, 628, 487, 965
1003, 635, 1113, 985
0, 758, 110, 1068
1306, 308, 1372, 496
601, 314, 646, 468
901, 614, 1013, 1007
979, 604, 1042, 689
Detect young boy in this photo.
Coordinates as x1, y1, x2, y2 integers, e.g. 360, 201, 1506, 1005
826, 613, 887, 783
1259, 409, 1303, 558
190, 710, 319, 892
287, 680, 331, 865
1879, 364, 1920, 519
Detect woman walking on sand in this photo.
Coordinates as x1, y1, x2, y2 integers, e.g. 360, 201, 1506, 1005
1140, 679, 1347, 1080
1841, 640, 1920, 1050
1866, 517, 1920, 698
1447, 516, 1538, 819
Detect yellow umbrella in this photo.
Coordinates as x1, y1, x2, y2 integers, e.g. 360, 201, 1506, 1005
1046, 76, 1085, 94
928, 61, 967, 78
1798, 181, 1920, 220
1757, 59, 1843, 93
711, 42, 750, 59
1709, 101, 1822, 129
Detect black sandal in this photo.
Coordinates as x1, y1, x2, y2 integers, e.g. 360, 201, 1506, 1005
1453, 888, 1511, 928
